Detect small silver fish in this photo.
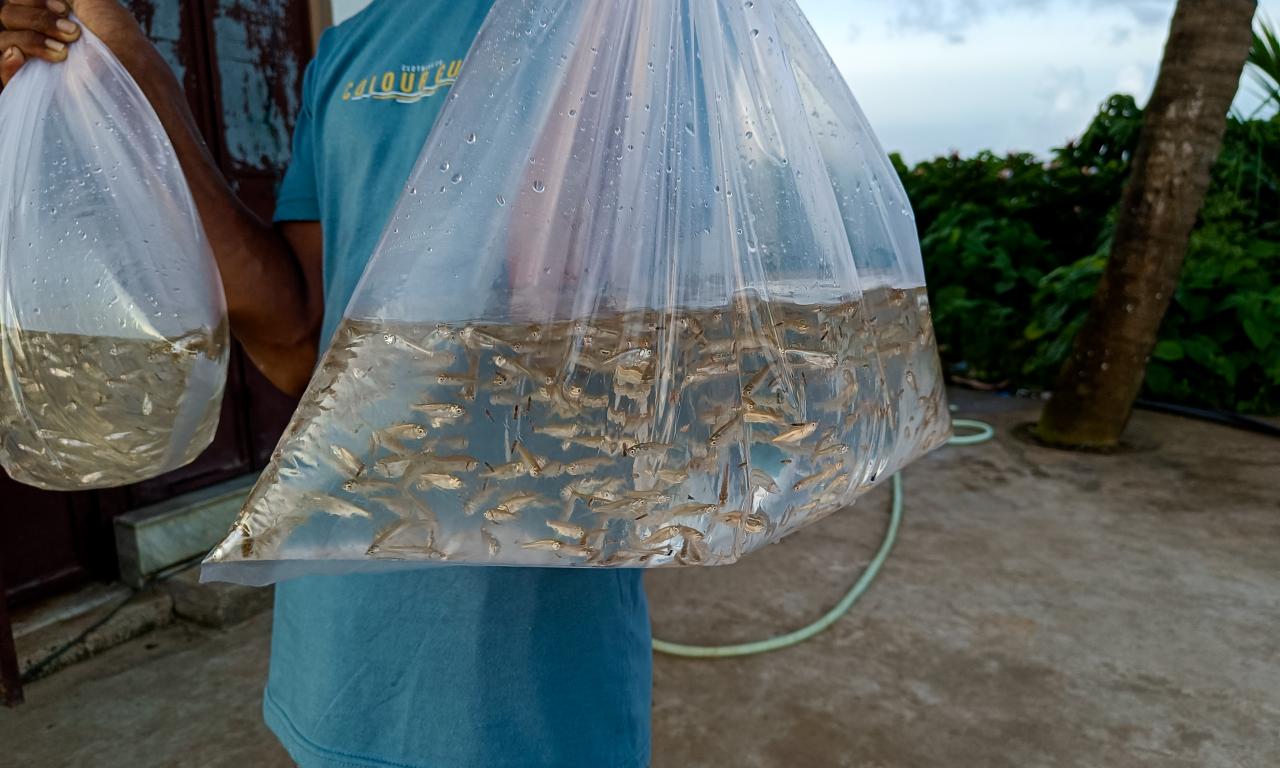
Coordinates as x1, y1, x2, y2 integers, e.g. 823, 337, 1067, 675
414, 472, 464, 490
665, 502, 718, 517
328, 445, 365, 477
343, 476, 398, 496
718, 511, 769, 534
597, 347, 652, 371
784, 348, 837, 369
373, 456, 413, 478
519, 538, 565, 552
481, 527, 501, 557
564, 435, 621, 454
483, 492, 543, 523
416, 454, 482, 473
545, 519, 597, 540
772, 422, 818, 445
435, 373, 478, 387
520, 539, 596, 558
512, 441, 546, 476
304, 494, 370, 519
459, 327, 506, 350
411, 402, 466, 419
481, 460, 528, 480
564, 456, 614, 476
708, 411, 743, 447
625, 441, 673, 457
538, 460, 567, 477
376, 423, 428, 443
677, 536, 709, 565
655, 468, 689, 486
533, 422, 579, 439
750, 469, 780, 493
743, 406, 787, 426
641, 525, 705, 547
741, 366, 772, 396
625, 490, 672, 503
484, 507, 520, 524
493, 354, 553, 386
792, 463, 841, 493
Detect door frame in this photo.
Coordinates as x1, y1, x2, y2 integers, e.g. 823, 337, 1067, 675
309, 0, 333, 51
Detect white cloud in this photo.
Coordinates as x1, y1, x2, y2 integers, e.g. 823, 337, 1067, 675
1109, 26, 1133, 46
1044, 69, 1088, 114
1115, 64, 1149, 97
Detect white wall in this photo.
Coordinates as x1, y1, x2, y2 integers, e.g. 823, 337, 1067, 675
331, 0, 371, 24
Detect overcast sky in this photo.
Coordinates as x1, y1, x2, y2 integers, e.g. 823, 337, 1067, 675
331, 0, 1278, 161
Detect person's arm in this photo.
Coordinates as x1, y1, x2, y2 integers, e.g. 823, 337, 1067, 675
0, 0, 323, 395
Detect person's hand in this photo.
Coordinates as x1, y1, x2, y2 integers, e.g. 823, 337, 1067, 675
1, 0, 147, 87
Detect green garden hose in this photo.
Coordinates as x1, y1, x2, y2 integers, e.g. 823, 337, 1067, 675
652, 418, 995, 658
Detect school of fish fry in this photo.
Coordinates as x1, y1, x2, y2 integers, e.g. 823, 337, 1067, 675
0, 325, 227, 490
211, 286, 950, 569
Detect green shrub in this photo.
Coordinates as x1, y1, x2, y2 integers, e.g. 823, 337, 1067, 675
899, 95, 1280, 415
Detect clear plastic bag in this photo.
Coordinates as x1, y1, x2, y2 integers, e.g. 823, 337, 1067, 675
203, 0, 949, 585
0, 24, 228, 490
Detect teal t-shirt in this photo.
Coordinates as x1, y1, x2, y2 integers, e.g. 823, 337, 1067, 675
269, 3, 651, 767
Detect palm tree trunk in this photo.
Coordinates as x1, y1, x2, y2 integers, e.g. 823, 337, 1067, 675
1037, 0, 1257, 448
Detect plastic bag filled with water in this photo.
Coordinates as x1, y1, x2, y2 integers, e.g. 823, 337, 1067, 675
0, 24, 228, 490
204, 0, 949, 584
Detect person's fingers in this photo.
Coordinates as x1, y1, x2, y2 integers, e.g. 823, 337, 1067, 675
0, 46, 26, 87
0, 4, 80, 44
0, 29, 67, 70
0, 0, 65, 13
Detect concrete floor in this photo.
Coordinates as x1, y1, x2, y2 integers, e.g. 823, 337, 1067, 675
2, 390, 1278, 767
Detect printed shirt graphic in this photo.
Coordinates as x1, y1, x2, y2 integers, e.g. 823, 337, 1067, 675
275, 0, 491, 344
342, 58, 465, 104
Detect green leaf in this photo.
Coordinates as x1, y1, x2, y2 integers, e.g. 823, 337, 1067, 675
1242, 315, 1275, 350
1153, 340, 1185, 361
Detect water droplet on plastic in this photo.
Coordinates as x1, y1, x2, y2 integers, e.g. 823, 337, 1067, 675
410, 187, 418, 196
439, 161, 450, 172
745, 130, 753, 139
568, 108, 577, 117
465, 132, 477, 144
451, 173, 463, 184
684, 123, 694, 135
496, 195, 506, 206
532, 180, 546, 193
751, 28, 759, 37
